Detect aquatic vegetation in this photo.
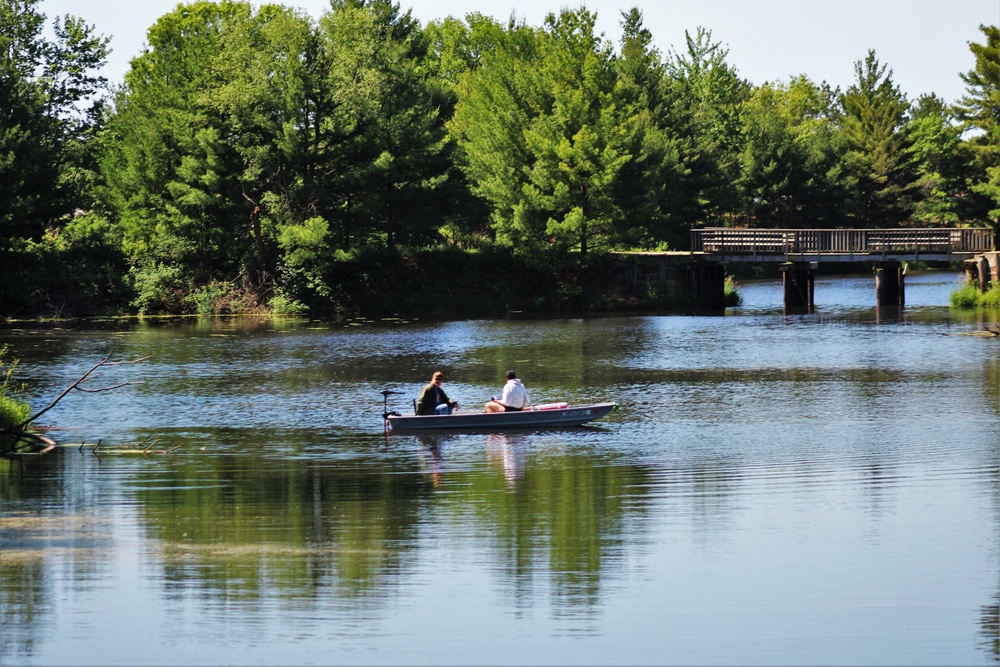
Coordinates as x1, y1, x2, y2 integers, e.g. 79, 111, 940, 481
951, 281, 1000, 308
724, 276, 743, 307
0, 347, 32, 454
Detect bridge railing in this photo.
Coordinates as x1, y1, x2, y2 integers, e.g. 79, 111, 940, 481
691, 227, 995, 258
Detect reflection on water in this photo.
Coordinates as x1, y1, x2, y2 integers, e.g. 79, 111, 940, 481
1, 272, 998, 665
485, 433, 527, 488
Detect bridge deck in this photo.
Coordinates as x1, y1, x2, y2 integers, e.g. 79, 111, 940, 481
690, 228, 995, 263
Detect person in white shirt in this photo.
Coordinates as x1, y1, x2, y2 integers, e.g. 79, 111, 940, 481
485, 370, 529, 412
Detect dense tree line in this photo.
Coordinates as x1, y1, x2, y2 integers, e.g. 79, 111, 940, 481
2, 0, 999, 317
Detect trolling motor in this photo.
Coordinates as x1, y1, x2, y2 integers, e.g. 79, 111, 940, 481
381, 389, 402, 421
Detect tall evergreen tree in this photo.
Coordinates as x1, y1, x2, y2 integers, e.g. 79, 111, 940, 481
451, 8, 658, 261
838, 50, 917, 227
736, 83, 811, 227
613, 8, 686, 249
204, 3, 314, 270
908, 94, 974, 225
662, 27, 748, 226
519, 9, 630, 256
954, 24, 1000, 242
98, 0, 253, 310
326, 0, 452, 249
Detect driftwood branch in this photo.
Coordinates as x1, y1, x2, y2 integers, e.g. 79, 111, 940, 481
2, 430, 56, 451
15, 351, 150, 430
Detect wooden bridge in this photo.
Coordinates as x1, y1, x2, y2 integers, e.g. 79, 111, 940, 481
690, 227, 995, 263
618, 227, 997, 310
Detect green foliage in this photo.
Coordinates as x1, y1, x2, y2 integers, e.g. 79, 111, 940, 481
277, 216, 334, 303
267, 290, 309, 316
96, 0, 458, 316
951, 281, 1000, 308
0, 0, 111, 314
101, 1, 254, 286
838, 50, 918, 227
663, 27, 749, 226
2, 213, 130, 316
907, 95, 972, 225
129, 261, 187, 315
3, 2, 997, 317
955, 25, 1000, 239
450, 8, 679, 263
736, 83, 811, 226
0, 347, 31, 450
0, 1, 109, 245
984, 283, 1000, 307
723, 275, 742, 307
733, 77, 847, 228
186, 280, 261, 316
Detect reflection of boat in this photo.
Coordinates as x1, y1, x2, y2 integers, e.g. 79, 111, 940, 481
386, 402, 617, 432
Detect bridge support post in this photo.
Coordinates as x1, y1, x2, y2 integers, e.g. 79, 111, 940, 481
780, 262, 816, 309
977, 256, 991, 291
963, 252, 1000, 292
965, 253, 999, 291
874, 261, 905, 305
684, 261, 725, 309
981, 254, 998, 289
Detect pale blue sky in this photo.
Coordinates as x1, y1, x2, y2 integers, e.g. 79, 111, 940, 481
40, 0, 1000, 104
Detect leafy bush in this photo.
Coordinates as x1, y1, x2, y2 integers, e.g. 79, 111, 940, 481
129, 261, 187, 314
983, 283, 1000, 307
0, 214, 131, 317
185, 280, 263, 315
267, 290, 309, 316
277, 217, 334, 304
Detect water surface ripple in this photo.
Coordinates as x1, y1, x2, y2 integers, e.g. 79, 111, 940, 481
0, 272, 997, 666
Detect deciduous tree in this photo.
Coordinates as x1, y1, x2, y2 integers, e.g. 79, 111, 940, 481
0, 0, 110, 313
907, 94, 975, 225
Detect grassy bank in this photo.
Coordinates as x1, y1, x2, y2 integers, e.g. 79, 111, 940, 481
951, 282, 1000, 308
0, 346, 32, 455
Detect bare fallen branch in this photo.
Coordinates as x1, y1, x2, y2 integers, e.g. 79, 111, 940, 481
3, 351, 154, 457
73, 381, 144, 393
15, 351, 150, 430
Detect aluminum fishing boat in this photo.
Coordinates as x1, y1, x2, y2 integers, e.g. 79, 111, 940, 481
381, 391, 616, 432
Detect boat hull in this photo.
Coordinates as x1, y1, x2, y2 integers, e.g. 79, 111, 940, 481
387, 402, 616, 432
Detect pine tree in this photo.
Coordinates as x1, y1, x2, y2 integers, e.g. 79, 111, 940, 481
838, 50, 918, 227
954, 24, 1000, 242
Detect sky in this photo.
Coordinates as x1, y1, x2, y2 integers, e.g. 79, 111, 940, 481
39, 0, 1000, 105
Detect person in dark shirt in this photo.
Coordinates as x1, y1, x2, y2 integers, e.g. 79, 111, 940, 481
416, 371, 458, 415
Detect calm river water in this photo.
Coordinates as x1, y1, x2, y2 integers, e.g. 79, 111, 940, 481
1, 272, 998, 666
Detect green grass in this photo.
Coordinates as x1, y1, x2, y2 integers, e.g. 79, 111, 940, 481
0, 396, 30, 431
951, 281, 1000, 308
724, 276, 743, 307
1, 346, 32, 454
